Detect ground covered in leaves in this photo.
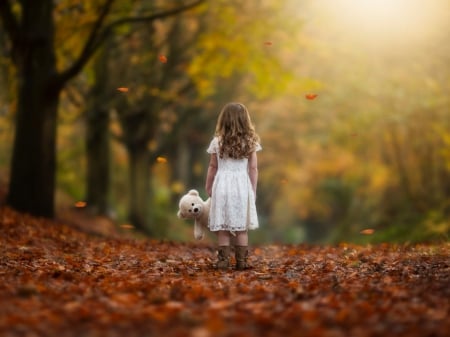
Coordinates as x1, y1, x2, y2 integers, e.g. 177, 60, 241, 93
0, 206, 449, 337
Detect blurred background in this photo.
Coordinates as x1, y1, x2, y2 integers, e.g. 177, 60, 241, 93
0, 0, 449, 244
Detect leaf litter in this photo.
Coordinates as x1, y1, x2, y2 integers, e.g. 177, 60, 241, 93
0, 206, 449, 337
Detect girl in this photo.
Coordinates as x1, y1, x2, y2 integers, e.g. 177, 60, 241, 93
205, 102, 261, 270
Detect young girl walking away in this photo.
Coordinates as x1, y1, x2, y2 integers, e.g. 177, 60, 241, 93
205, 102, 261, 270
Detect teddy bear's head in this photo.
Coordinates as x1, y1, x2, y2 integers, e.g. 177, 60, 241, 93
177, 189, 206, 219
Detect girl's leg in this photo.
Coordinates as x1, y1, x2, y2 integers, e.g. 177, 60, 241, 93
216, 231, 231, 270
235, 231, 248, 246
235, 231, 249, 270
217, 230, 231, 246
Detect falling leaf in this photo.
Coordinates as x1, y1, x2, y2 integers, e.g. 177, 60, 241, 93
264, 41, 273, 46
117, 87, 129, 92
74, 201, 87, 208
305, 93, 318, 100
360, 228, 375, 235
156, 156, 168, 163
159, 55, 168, 63
120, 223, 134, 230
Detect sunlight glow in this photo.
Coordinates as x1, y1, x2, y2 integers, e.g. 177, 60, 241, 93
324, 0, 442, 45
340, 0, 420, 23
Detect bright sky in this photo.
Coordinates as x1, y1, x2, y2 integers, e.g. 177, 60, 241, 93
309, 0, 448, 48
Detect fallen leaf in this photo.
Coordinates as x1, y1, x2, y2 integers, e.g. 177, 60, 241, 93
117, 87, 129, 92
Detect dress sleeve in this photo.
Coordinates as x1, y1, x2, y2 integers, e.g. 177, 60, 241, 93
254, 142, 262, 152
206, 137, 218, 154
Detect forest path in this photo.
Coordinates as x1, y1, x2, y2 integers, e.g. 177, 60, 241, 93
1, 206, 449, 337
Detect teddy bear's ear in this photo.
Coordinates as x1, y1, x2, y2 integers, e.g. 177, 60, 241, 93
188, 189, 199, 196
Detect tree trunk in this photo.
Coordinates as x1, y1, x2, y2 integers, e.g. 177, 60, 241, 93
85, 46, 110, 215
7, 0, 60, 217
387, 123, 415, 208
86, 108, 110, 215
128, 145, 151, 234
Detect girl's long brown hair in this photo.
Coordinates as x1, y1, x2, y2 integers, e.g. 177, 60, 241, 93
215, 102, 260, 159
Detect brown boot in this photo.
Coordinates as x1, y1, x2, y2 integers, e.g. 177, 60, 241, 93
216, 246, 230, 270
235, 246, 250, 270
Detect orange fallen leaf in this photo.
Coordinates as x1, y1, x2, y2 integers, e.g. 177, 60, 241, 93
209, 300, 232, 310
305, 93, 318, 100
74, 201, 87, 208
165, 301, 184, 309
116, 87, 129, 92
158, 55, 168, 63
156, 156, 167, 163
264, 41, 273, 46
360, 228, 375, 235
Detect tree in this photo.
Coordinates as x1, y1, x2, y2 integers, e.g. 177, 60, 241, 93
0, 0, 203, 218
85, 42, 111, 216
110, 14, 203, 233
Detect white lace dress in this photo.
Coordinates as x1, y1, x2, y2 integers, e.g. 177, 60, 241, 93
206, 137, 262, 233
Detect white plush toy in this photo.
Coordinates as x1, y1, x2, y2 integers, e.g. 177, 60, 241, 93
177, 189, 211, 240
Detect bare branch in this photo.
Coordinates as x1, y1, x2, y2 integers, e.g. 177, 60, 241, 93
57, 0, 204, 87
90, 0, 205, 54
57, 0, 115, 85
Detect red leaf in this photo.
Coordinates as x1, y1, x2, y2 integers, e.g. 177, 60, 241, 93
159, 55, 168, 63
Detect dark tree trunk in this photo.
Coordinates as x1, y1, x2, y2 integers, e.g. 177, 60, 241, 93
86, 108, 110, 215
6, 0, 60, 217
128, 145, 151, 234
85, 47, 110, 215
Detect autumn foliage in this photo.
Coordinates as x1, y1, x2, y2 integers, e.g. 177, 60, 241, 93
0, 206, 449, 337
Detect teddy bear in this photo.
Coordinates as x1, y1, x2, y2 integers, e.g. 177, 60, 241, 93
177, 189, 211, 240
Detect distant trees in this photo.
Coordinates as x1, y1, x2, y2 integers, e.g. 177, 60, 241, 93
0, 0, 203, 218
1, 0, 447, 243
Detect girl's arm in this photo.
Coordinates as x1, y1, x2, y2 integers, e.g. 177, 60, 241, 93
205, 154, 218, 197
248, 151, 258, 196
